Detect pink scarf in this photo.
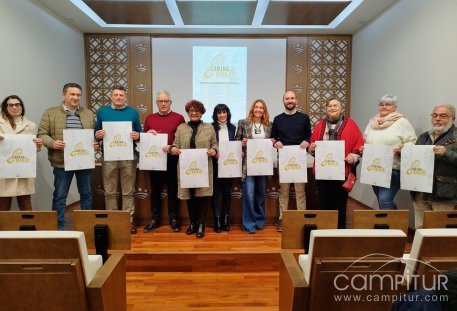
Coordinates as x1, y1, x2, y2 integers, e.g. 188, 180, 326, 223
370, 112, 405, 130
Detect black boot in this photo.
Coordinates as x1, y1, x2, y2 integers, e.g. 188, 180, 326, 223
223, 215, 231, 231
196, 224, 205, 238
186, 223, 198, 235
214, 216, 222, 233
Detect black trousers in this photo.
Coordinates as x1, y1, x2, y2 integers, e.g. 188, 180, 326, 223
211, 171, 232, 219
316, 180, 349, 229
149, 155, 179, 224
187, 194, 209, 225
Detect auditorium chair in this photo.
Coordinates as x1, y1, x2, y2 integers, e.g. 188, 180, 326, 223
74, 210, 131, 261
0, 211, 58, 230
0, 231, 126, 311
279, 229, 407, 311
352, 209, 409, 234
281, 210, 338, 250
402, 228, 457, 290
423, 210, 457, 229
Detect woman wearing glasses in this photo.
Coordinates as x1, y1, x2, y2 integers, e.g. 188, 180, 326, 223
362, 94, 417, 210
0, 95, 42, 210
170, 100, 217, 238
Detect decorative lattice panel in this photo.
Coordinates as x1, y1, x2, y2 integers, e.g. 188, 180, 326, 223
307, 37, 351, 127
86, 36, 129, 113
86, 36, 129, 160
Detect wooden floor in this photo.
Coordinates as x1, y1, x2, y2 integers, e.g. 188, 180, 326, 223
66, 199, 412, 311
126, 223, 282, 311
127, 226, 281, 311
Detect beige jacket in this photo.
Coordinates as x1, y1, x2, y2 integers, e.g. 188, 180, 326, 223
0, 115, 37, 196
38, 104, 95, 168
171, 122, 218, 199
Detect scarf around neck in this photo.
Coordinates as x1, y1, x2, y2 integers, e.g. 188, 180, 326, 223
325, 116, 343, 141
370, 112, 405, 130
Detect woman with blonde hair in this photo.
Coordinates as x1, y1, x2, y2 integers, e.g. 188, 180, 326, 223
235, 99, 272, 233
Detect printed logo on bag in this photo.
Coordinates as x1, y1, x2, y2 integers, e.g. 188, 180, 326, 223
321, 153, 339, 167
70, 142, 89, 157
251, 151, 268, 163
109, 134, 128, 148
367, 158, 385, 172
145, 145, 163, 158
284, 157, 301, 171
6, 148, 30, 164
406, 160, 426, 175
204, 53, 236, 79
223, 153, 238, 166
186, 161, 203, 175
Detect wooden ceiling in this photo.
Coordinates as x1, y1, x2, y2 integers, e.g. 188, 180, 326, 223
35, 0, 399, 34
83, 0, 350, 26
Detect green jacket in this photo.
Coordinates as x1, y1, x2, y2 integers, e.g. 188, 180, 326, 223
38, 104, 95, 168
416, 125, 457, 202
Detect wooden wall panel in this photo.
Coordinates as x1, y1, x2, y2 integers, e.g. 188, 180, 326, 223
286, 37, 309, 113
128, 36, 152, 126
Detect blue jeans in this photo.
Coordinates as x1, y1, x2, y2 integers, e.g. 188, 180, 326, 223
372, 169, 400, 210
241, 176, 266, 232
53, 168, 92, 228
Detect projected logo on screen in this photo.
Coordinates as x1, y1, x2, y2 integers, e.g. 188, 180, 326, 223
203, 54, 236, 79
193, 46, 247, 123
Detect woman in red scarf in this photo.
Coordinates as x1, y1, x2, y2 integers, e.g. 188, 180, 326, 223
308, 98, 363, 228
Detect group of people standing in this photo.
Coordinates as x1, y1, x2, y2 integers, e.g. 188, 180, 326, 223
1, 85, 456, 236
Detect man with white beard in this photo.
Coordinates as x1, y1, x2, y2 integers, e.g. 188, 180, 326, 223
412, 104, 457, 228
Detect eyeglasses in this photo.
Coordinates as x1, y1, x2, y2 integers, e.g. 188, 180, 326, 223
156, 100, 171, 104
188, 109, 201, 114
7, 103, 21, 108
378, 103, 394, 107
431, 113, 450, 119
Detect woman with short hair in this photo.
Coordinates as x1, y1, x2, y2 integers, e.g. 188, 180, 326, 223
308, 97, 363, 229
170, 100, 218, 238
362, 94, 417, 210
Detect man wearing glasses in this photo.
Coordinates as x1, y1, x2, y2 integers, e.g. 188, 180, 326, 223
413, 104, 457, 228
142, 90, 185, 233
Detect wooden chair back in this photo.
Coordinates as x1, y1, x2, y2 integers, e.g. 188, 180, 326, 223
0, 232, 91, 311
352, 209, 409, 234
423, 211, 457, 229
306, 229, 407, 311
74, 210, 131, 250
282, 210, 338, 250
0, 211, 57, 230
404, 228, 457, 289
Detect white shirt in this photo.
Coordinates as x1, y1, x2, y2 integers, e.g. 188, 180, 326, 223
252, 123, 265, 139
218, 122, 229, 142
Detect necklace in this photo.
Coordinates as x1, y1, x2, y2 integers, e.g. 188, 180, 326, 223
254, 123, 262, 134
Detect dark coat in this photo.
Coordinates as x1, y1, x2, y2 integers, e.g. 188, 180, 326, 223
416, 125, 457, 202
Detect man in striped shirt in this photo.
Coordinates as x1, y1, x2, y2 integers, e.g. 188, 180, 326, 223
38, 83, 95, 230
